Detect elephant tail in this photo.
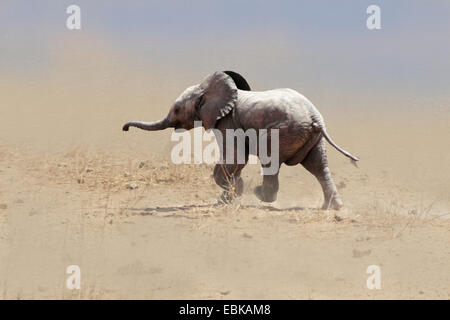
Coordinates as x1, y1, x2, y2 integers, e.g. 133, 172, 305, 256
319, 126, 360, 166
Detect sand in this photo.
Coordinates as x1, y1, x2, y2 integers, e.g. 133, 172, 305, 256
0, 72, 449, 299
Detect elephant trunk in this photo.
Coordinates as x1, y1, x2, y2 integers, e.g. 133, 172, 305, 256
122, 118, 173, 132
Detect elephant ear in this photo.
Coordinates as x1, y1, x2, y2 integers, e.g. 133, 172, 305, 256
197, 71, 238, 130
223, 70, 251, 91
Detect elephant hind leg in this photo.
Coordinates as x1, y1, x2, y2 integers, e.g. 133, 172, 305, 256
285, 132, 322, 166
301, 138, 343, 210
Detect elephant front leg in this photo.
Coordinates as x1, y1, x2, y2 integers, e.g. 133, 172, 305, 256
254, 170, 280, 203
213, 163, 245, 204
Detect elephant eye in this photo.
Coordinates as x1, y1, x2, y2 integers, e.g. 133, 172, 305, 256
174, 107, 180, 115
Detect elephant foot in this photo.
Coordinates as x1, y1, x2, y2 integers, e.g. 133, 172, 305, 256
254, 186, 277, 203
321, 196, 343, 210
217, 190, 236, 205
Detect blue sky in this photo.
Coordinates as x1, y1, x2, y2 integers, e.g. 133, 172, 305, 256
1, 1, 449, 98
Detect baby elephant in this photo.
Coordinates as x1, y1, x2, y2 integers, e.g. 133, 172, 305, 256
123, 71, 359, 210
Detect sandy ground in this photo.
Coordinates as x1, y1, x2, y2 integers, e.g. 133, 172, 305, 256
0, 117, 449, 299
0, 74, 449, 299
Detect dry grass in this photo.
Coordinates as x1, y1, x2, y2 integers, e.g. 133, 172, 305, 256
21, 147, 215, 193
2, 145, 448, 228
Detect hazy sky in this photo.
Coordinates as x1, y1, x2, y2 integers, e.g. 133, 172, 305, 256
1, 1, 450, 98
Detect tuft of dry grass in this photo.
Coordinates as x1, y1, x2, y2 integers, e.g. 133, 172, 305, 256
23, 147, 215, 193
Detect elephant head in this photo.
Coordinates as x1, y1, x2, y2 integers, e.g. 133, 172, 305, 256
122, 71, 251, 132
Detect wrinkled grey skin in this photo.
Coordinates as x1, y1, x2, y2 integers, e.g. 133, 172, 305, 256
123, 71, 359, 210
